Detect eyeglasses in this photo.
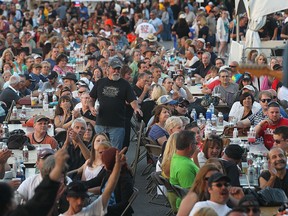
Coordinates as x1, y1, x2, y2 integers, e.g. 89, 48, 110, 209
274, 139, 284, 144
109, 49, 115, 51
260, 98, 272, 103
178, 104, 187, 108
220, 75, 229, 78
204, 176, 210, 181
212, 182, 230, 188
272, 96, 277, 99
229, 65, 237, 68
244, 207, 260, 213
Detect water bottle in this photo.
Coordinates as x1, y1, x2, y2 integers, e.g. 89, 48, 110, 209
12, 157, 18, 178
248, 164, 255, 185
211, 114, 217, 126
247, 152, 253, 166
206, 108, 212, 120
12, 106, 17, 119
19, 157, 26, 178
38, 91, 43, 104
43, 93, 48, 104
190, 108, 197, 121
22, 144, 29, 162
21, 105, 26, 118
209, 103, 214, 115
16, 166, 25, 182
218, 112, 224, 126
261, 157, 269, 173
204, 121, 212, 139
233, 128, 238, 138
3, 121, 9, 138
52, 95, 57, 102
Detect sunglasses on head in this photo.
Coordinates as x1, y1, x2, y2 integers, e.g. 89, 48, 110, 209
212, 182, 230, 188
260, 98, 271, 103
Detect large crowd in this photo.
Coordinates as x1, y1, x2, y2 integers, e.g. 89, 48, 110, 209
0, 0, 288, 215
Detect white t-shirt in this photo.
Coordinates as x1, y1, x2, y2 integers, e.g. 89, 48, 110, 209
17, 174, 42, 200
185, 56, 199, 68
17, 174, 72, 201
59, 195, 107, 216
278, 86, 288, 101
135, 22, 156, 40
189, 200, 231, 216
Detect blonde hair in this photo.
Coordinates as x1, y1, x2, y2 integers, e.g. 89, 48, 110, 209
194, 207, 218, 216
255, 53, 267, 64
161, 133, 178, 178
164, 116, 183, 134
150, 84, 167, 101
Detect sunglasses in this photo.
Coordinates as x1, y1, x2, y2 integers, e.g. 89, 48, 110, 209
212, 182, 230, 188
229, 65, 237, 68
197, 52, 203, 54
260, 98, 272, 103
178, 104, 187, 108
204, 177, 210, 181
274, 139, 284, 144
244, 207, 260, 213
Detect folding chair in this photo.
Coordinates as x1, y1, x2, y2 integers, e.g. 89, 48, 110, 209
130, 114, 141, 141
158, 175, 179, 215
141, 143, 162, 175
120, 187, 139, 216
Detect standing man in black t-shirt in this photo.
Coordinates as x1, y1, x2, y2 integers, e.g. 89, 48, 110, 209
89, 58, 142, 150
259, 147, 288, 197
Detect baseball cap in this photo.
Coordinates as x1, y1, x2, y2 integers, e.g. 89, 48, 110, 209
242, 73, 252, 80
24, 74, 36, 82
38, 148, 55, 159
208, 172, 231, 187
79, 71, 93, 77
224, 144, 244, 160
242, 85, 255, 92
219, 65, 231, 73
197, 38, 205, 44
179, 14, 186, 19
157, 95, 177, 105
67, 181, 89, 198
62, 73, 78, 82
108, 58, 122, 69
47, 71, 58, 80
87, 55, 97, 60
177, 97, 189, 107
33, 54, 42, 59
34, 115, 49, 124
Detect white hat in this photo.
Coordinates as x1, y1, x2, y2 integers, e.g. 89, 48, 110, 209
219, 65, 230, 72
242, 85, 255, 92
197, 38, 205, 44
208, 2, 214, 6
122, 8, 129, 13
15, 4, 21, 10
179, 14, 186, 19
146, 34, 157, 42
199, 6, 205, 11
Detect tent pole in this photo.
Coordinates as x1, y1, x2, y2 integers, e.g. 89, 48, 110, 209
236, 15, 240, 43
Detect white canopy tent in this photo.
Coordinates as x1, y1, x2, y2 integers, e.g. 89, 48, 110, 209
235, 0, 288, 52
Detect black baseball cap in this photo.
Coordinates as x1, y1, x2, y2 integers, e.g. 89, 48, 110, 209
47, 71, 58, 80
66, 181, 89, 198
208, 172, 230, 187
24, 74, 36, 82
62, 73, 78, 82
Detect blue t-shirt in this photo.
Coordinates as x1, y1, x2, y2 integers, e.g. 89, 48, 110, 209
148, 124, 169, 145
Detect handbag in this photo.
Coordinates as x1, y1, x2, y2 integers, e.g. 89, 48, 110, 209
7, 129, 35, 150
222, 126, 249, 137
257, 187, 288, 206
244, 187, 288, 206
201, 94, 219, 107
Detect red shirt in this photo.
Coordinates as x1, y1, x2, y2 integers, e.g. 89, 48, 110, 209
207, 80, 221, 91
259, 118, 288, 149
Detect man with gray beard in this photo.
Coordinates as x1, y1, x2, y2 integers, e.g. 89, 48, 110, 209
89, 57, 142, 150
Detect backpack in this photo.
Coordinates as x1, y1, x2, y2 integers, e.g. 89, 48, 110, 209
7, 129, 35, 150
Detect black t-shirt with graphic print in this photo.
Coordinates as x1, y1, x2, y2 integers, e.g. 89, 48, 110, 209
90, 77, 136, 127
